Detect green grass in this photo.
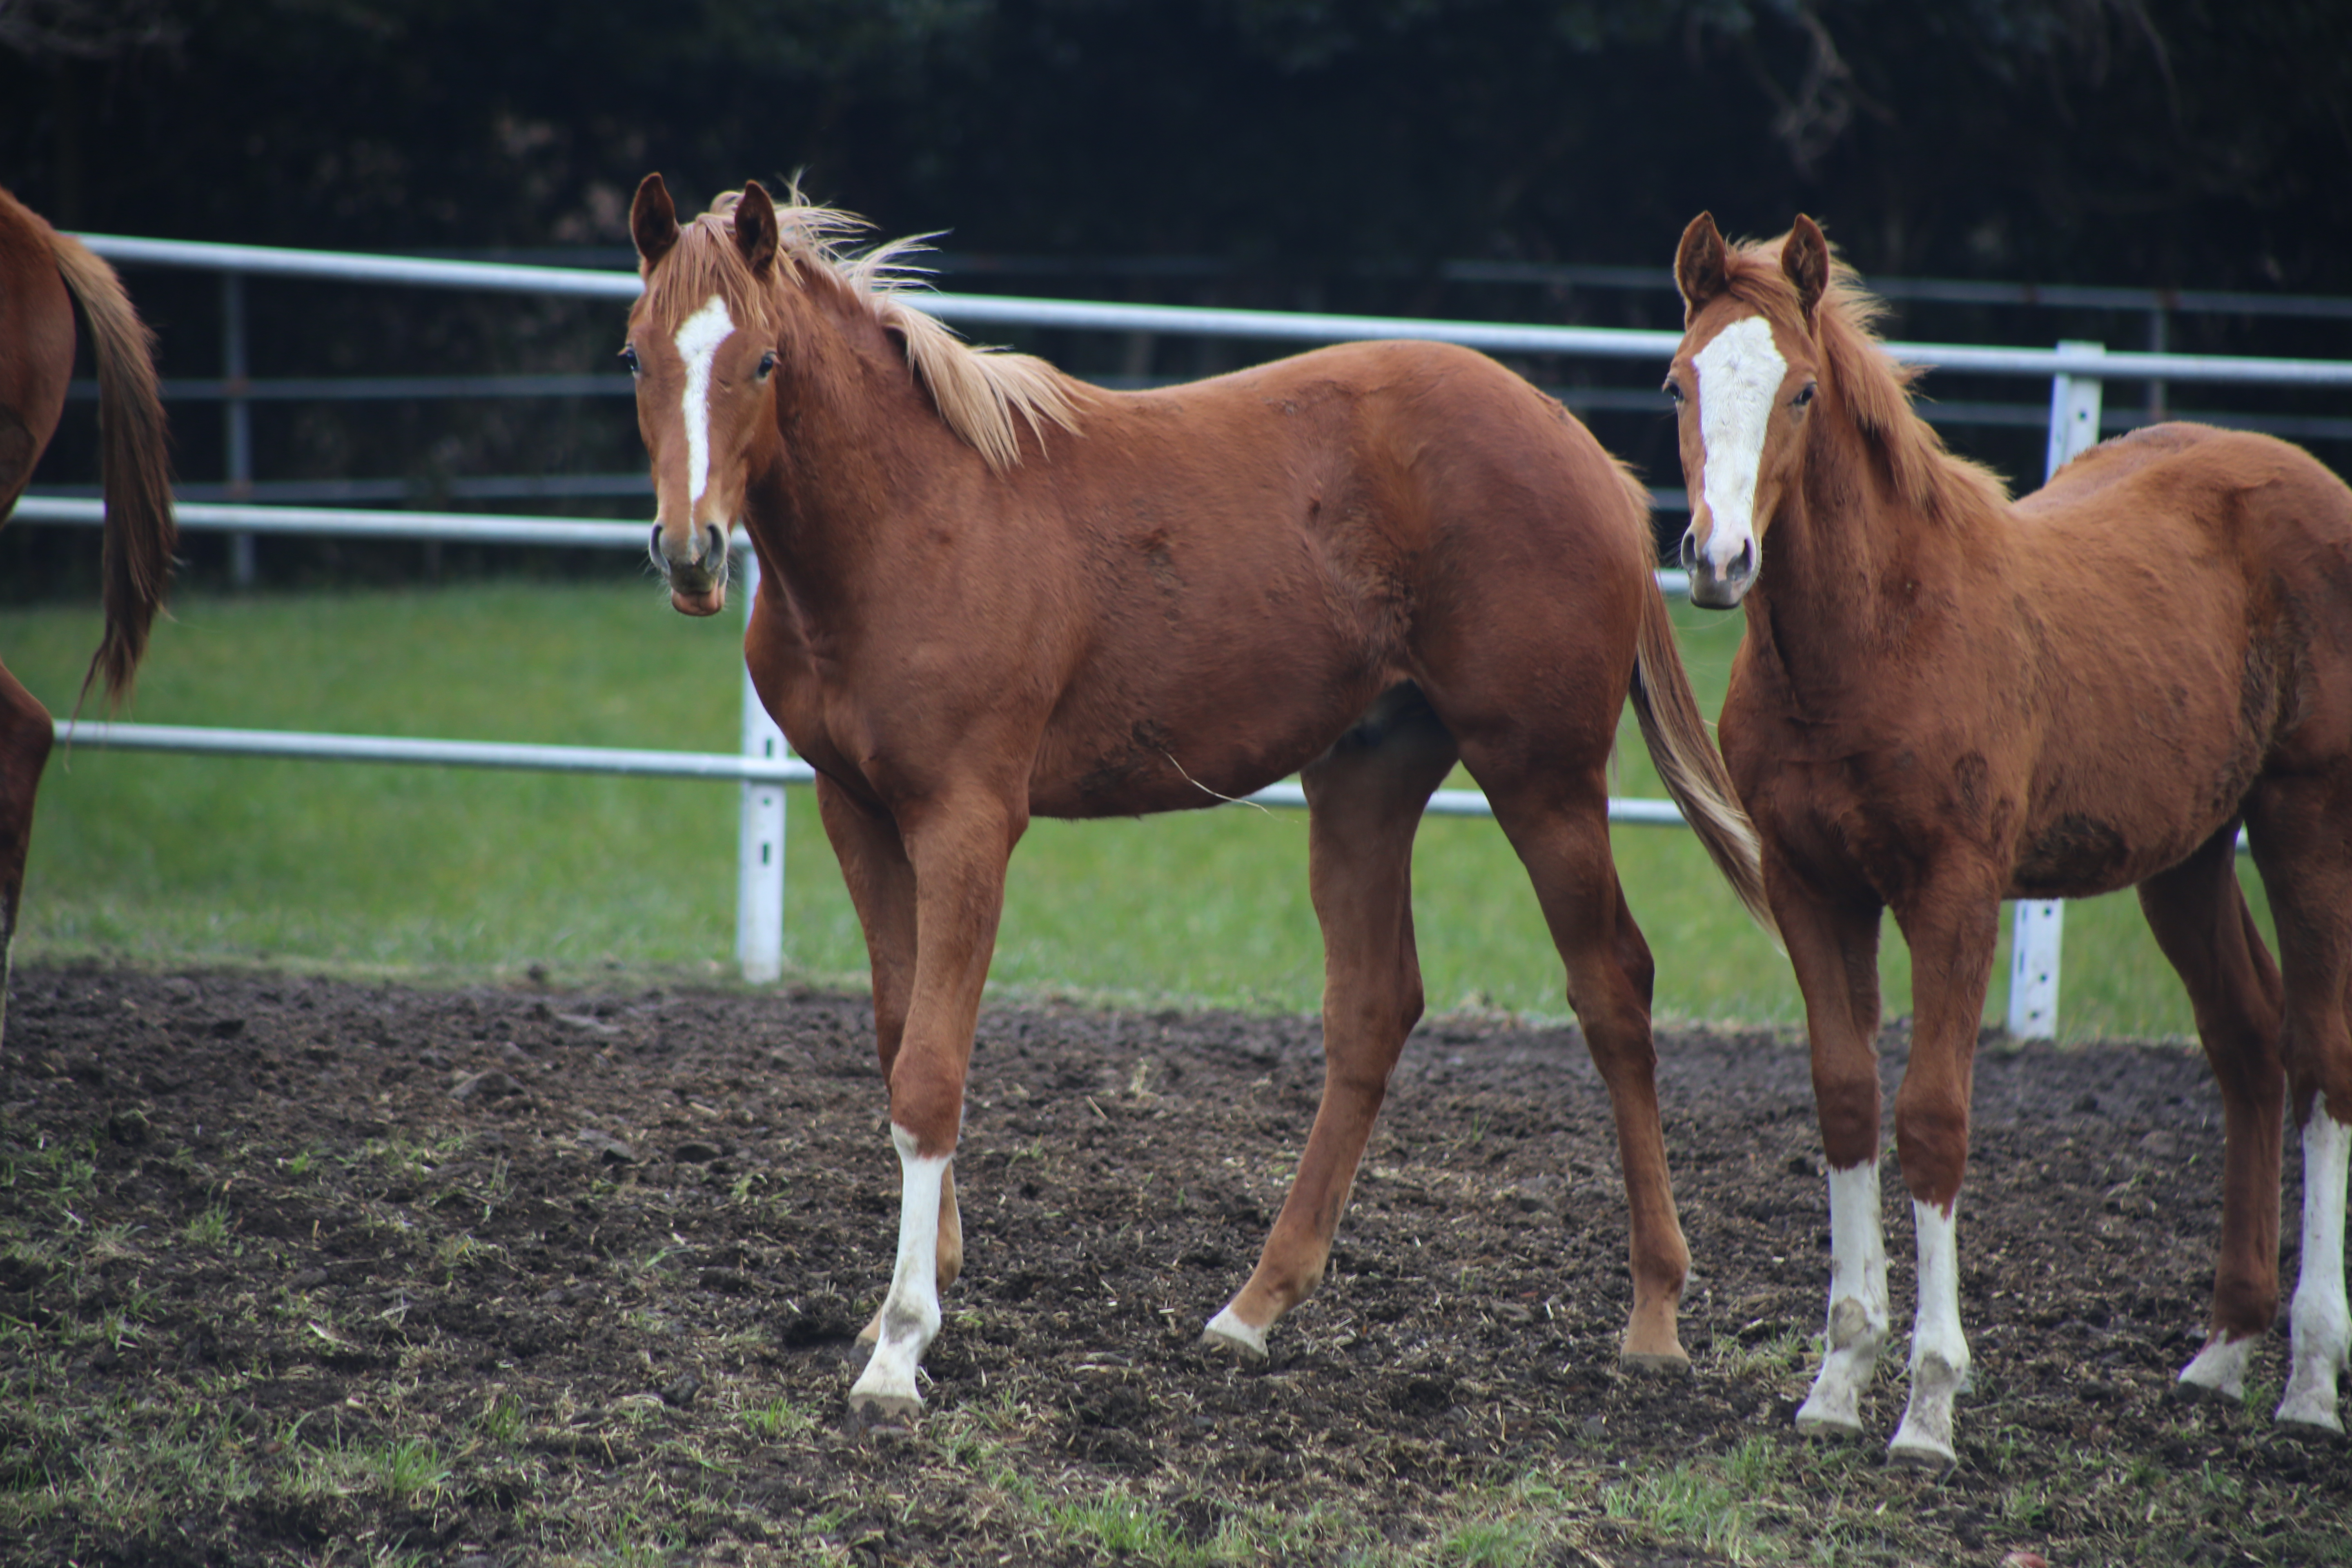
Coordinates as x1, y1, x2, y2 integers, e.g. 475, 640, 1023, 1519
7, 580, 2272, 1038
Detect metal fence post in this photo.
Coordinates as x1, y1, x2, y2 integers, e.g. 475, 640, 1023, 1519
735, 546, 788, 982
2007, 340, 2105, 1040
223, 271, 257, 586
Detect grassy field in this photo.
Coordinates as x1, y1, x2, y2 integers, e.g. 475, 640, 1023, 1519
8, 578, 2268, 1039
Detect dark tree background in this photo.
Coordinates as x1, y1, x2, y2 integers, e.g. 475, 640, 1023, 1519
3, 0, 2348, 592
6, 0, 2346, 286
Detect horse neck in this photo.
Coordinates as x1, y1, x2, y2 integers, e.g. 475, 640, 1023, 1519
1742, 390, 1970, 687
752, 284, 983, 598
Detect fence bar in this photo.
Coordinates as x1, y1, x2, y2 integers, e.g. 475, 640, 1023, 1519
67, 232, 2352, 386
2007, 341, 2107, 1040
45, 716, 1702, 835
223, 272, 256, 586
736, 552, 788, 982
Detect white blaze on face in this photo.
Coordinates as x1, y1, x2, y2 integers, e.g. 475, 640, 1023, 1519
1692, 314, 1788, 579
673, 296, 736, 508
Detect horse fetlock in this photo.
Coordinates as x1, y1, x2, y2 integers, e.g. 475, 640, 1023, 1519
1825, 1294, 1886, 1356
2175, 1333, 2256, 1401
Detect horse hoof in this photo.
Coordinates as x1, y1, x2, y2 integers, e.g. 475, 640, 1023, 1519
847, 1392, 920, 1439
1618, 1349, 1694, 1377
1793, 1408, 1865, 1442
1200, 1306, 1268, 1360
1885, 1434, 1958, 1477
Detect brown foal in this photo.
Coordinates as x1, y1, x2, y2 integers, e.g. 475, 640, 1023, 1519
1668, 211, 2352, 1470
624, 176, 1772, 1423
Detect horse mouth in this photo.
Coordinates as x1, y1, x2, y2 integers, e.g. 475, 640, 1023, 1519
670, 585, 726, 617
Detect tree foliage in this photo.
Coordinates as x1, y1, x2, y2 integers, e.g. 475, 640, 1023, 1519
2, 0, 2345, 287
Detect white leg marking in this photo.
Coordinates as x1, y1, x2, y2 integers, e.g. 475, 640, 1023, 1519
2278, 1094, 2350, 1432
1201, 1303, 1268, 1359
847, 1126, 948, 1417
1796, 1160, 1891, 1438
2178, 1333, 2256, 1401
673, 296, 735, 508
1889, 1196, 1971, 1471
1692, 315, 1787, 580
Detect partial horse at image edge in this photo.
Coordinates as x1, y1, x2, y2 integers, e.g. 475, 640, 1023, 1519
1666, 208, 2352, 1470
623, 174, 1773, 1428
0, 185, 177, 1040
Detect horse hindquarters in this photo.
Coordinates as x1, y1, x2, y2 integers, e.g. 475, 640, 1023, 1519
1204, 687, 1457, 1356
0, 665, 53, 1042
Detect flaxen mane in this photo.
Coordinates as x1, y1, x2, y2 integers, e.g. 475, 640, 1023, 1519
1721, 235, 2009, 530
653, 189, 1086, 472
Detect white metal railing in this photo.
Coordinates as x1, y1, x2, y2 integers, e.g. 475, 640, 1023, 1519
22, 233, 2341, 1027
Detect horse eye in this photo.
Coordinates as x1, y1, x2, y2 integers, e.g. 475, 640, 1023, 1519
1792, 383, 1816, 408
620, 345, 640, 375
1663, 380, 1684, 405
757, 350, 777, 379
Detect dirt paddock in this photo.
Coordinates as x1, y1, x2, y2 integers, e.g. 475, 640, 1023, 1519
1, 962, 2344, 1564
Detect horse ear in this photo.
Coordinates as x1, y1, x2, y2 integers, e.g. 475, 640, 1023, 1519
631, 173, 679, 272
1674, 212, 1730, 322
1783, 216, 1831, 323
734, 180, 779, 277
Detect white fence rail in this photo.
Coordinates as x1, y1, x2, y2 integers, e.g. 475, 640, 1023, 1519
21, 234, 2343, 1027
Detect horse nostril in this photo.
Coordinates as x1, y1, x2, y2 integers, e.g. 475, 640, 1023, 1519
1678, 529, 1699, 571
1733, 538, 1756, 581
648, 523, 664, 565
702, 523, 726, 570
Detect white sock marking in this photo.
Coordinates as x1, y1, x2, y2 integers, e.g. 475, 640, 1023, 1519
2280, 1093, 2350, 1431
1692, 315, 1786, 580
1796, 1159, 1890, 1434
673, 296, 735, 509
1891, 1196, 1971, 1467
849, 1126, 949, 1412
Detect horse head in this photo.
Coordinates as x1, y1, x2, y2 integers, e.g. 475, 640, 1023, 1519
625, 173, 783, 617
1665, 212, 1831, 609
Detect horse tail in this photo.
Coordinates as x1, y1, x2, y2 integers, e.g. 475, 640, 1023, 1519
50, 229, 175, 705
1625, 539, 1777, 941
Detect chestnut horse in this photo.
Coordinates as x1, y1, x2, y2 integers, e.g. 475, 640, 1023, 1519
1666, 212, 2352, 1469
624, 176, 1773, 1423
0, 186, 175, 1042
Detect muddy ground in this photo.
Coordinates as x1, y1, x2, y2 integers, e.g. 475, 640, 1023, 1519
0, 962, 2344, 1565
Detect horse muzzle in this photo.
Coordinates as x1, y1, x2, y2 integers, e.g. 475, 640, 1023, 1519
652, 521, 730, 616
1679, 525, 1757, 610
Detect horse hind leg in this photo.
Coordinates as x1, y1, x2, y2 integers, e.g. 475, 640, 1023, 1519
2134, 826, 2285, 1404
1472, 758, 1691, 1370
0, 662, 54, 1045
1203, 686, 1456, 1357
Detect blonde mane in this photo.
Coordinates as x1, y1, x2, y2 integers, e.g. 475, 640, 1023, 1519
1721, 235, 2011, 528
649, 188, 1086, 472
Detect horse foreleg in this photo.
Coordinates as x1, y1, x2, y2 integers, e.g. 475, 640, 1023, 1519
842, 788, 1021, 1425
816, 779, 964, 1351
1884, 882, 2001, 1474
2244, 785, 2352, 1432
1775, 880, 1891, 1440
1205, 695, 1454, 1357
0, 665, 53, 1045
2280, 1095, 2350, 1431
2134, 828, 2283, 1402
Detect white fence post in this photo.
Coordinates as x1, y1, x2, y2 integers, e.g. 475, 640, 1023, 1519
735, 546, 788, 982
2007, 341, 2105, 1040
